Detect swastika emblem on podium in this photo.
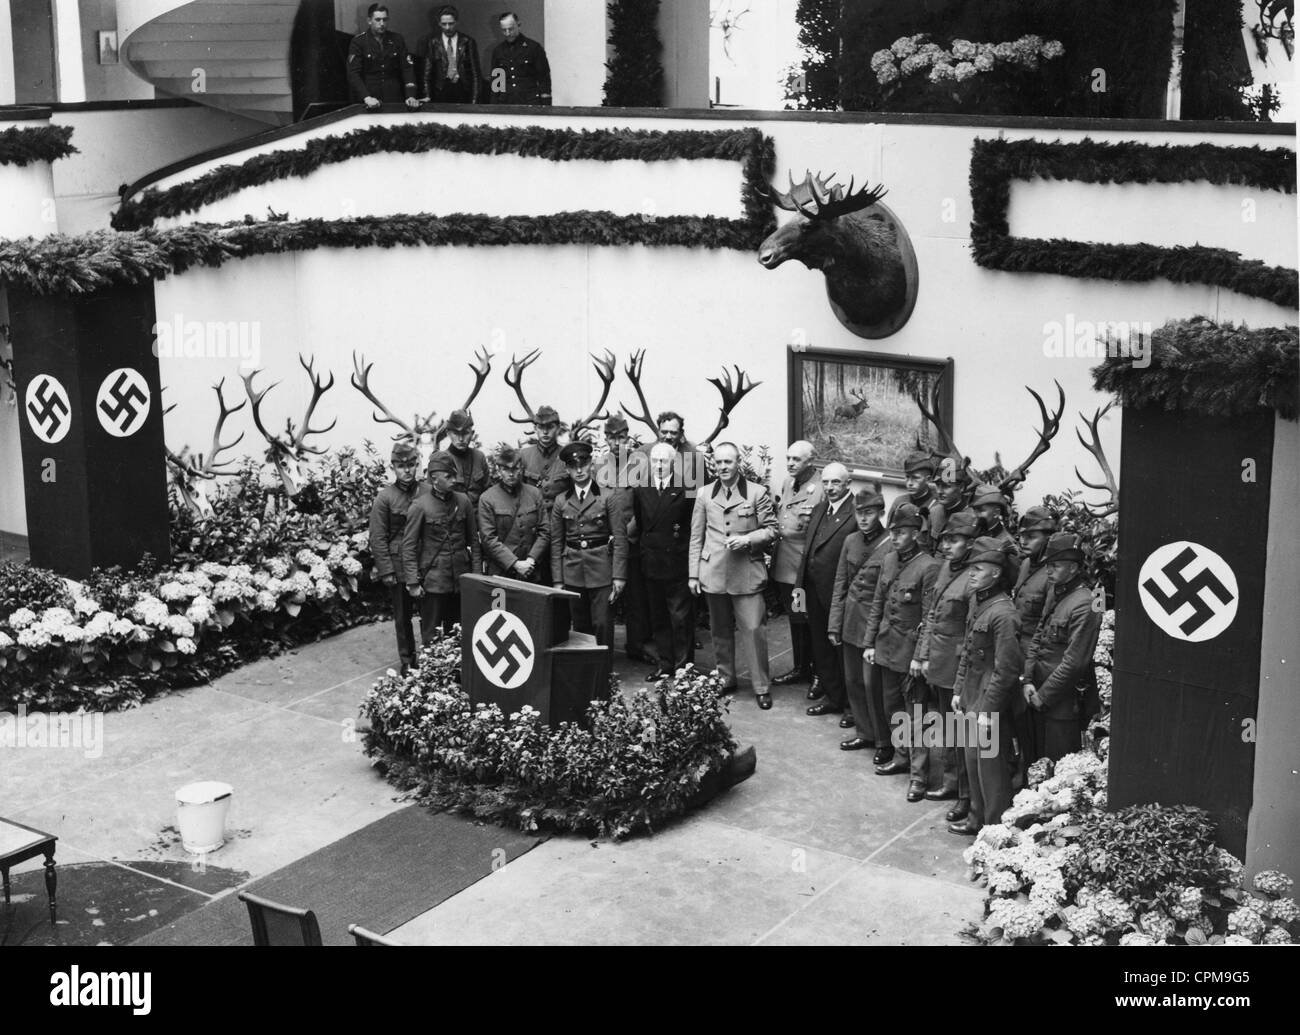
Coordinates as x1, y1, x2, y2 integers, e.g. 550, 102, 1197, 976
25, 375, 72, 444
471, 609, 535, 689
95, 367, 151, 438
1138, 541, 1238, 643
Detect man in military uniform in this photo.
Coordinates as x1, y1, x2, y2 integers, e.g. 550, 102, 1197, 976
887, 451, 947, 553
519, 405, 566, 508
949, 537, 1023, 835
770, 441, 823, 690
801, 463, 859, 718
488, 12, 551, 106
599, 414, 655, 664
634, 442, 696, 679
828, 488, 890, 751
971, 483, 1018, 554
1022, 532, 1102, 765
368, 440, 425, 672
347, 4, 421, 109
689, 442, 778, 708
478, 447, 549, 581
863, 503, 940, 800
551, 441, 627, 647
442, 408, 490, 508
1010, 506, 1058, 777
402, 451, 480, 645
912, 510, 978, 818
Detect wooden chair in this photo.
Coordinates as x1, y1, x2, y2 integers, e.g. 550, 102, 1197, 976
238, 891, 322, 946
348, 923, 403, 946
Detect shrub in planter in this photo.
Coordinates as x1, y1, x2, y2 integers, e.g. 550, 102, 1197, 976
0, 562, 73, 622
363, 632, 740, 840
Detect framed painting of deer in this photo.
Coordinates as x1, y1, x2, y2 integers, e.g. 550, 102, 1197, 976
788, 346, 952, 482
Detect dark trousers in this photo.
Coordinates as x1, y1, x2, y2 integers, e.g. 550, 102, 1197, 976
775, 580, 813, 675
567, 583, 613, 648
965, 710, 1013, 829
646, 574, 694, 672
432, 77, 475, 103
842, 643, 874, 741
865, 660, 889, 747
623, 546, 654, 656
901, 674, 932, 787
1011, 699, 1037, 786
417, 592, 458, 646
805, 590, 845, 709
389, 581, 418, 669
934, 683, 967, 800
1031, 709, 1080, 764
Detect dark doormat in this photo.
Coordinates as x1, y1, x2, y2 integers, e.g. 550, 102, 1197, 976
134, 806, 544, 946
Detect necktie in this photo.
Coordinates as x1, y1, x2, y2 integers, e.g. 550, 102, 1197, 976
445, 36, 457, 80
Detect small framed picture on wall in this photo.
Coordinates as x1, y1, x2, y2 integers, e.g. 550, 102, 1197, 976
788, 346, 953, 483
98, 31, 119, 65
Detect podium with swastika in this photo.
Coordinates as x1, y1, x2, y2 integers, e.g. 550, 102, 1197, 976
461, 575, 612, 727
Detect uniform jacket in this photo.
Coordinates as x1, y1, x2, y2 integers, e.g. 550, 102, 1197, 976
798, 495, 859, 607
1024, 577, 1101, 719
347, 31, 417, 102
550, 482, 628, 587
828, 523, 889, 647
447, 446, 490, 507
688, 478, 777, 595
770, 471, 824, 584
887, 489, 946, 554
633, 482, 693, 580
519, 442, 567, 510
983, 522, 1020, 557
368, 479, 425, 580
477, 481, 549, 577
955, 590, 1023, 714
915, 554, 974, 690
401, 488, 480, 593
421, 31, 482, 101
863, 546, 940, 673
1012, 553, 1053, 651
489, 34, 551, 104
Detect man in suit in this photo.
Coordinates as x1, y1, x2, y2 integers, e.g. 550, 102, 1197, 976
828, 488, 890, 750
551, 440, 627, 647
801, 463, 859, 718
599, 415, 655, 665
478, 447, 549, 580
770, 441, 823, 691
689, 442, 778, 708
949, 537, 1023, 835
347, 4, 420, 109
402, 450, 480, 644
489, 11, 551, 105
419, 4, 482, 103
634, 442, 695, 679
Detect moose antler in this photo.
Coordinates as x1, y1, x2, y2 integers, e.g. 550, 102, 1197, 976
504, 348, 542, 425
570, 349, 617, 437
998, 381, 1066, 494
351, 351, 416, 438
290, 354, 337, 455
1075, 401, 1119, 518
767, 170, 887, 222
434, 345, 496, 440
702, 366, 762, 444
619, 349, 658, 436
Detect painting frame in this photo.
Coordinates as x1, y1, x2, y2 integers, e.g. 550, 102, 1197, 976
98, 31, 119, 66
787, 346, 953, 485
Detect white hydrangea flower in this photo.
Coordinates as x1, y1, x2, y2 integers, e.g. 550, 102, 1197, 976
17, 628, 51, 649
7, 607, 37, 629
212, 580, 245, 603
176, 636, 197, 655
159, 581, 191, 602
296, 549, 322, 567
255, 591, 278, 611
313, 580, 336, 600
308, 563, 330, 581
165, 615, 196, 639
111, 618, 138, 638
38, 606, 76, 631
132, 595, 170, 627
265, 558, 290, 578
341, 557, 362, 576
86, 612, 116, 638
73, 595, 101, 616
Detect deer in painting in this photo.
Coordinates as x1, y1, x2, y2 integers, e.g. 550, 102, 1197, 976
833, 388, 870, 422
758, 170, 910, 329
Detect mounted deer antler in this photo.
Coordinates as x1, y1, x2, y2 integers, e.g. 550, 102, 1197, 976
505, 348, 542, 425
1075, 401, 1119, 518
998, 381, 1065, 494
914, 374, 971, 489
434, 345, 494, 441
702, 366, 762, 444
241, 353, 337, 496
351, 351, 420, 440
569, 349, 617, 437
289, 354, 337, 456
619, 348, 658, 436
164, 379, 247, 517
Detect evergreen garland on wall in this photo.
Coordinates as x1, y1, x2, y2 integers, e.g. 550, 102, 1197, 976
0, 124, 76, 167
970, 137, 1298, 308
1093, 317, 1298, 420
603, 0, 665, 108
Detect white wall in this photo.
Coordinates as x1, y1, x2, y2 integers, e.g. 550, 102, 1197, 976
72, 111, 1300, 519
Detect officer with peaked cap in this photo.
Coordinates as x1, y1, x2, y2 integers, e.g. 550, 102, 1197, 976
972, 483, 1018, 555
1021, 532, 1102, 764
1010, 506, 1059, 778
368, 439, 426, 672
402, 450, 480, 645
863, 501, 940, 798
948, 536, 1023, 835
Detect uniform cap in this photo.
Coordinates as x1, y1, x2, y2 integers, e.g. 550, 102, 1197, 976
971, 483, 1008, 512
391, 441, 420, 464
426, 450, 458, 476
903, 450, 936, 475
1018, 506, 1058, 533
535, 405, 560, 426
445, 408, 474, 432
853, 488, 885, 510
940, 509, 978, 539
1043, 532, 1085, 563
604, 414, 629, 436
968, 536, 1014, 566
889, 502, 923, 529
559, 441, 593, 465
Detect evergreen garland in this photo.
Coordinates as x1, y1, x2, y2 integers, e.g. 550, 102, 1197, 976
1092, 317, 1299, 420
113, 123, 770, 230
0, 124, 76, 167
603, 0, 664, 108
970, 137, 1298, 308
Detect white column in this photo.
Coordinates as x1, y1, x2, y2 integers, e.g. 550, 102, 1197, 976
52, 0, 86, 103
0, 0, 16, 105
543, 0, 606, 107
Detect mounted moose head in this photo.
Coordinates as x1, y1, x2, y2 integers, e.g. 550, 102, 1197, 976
163, 378, 246, 518
350, 346, 494, 469
240, 354, 337, 506
759, 170, 919, 338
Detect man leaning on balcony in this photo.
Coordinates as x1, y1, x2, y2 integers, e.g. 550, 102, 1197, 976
347, 3, 421, 110
420, 4, 482, 104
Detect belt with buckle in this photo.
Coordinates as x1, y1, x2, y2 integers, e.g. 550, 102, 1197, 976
566, 535, 610, 549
